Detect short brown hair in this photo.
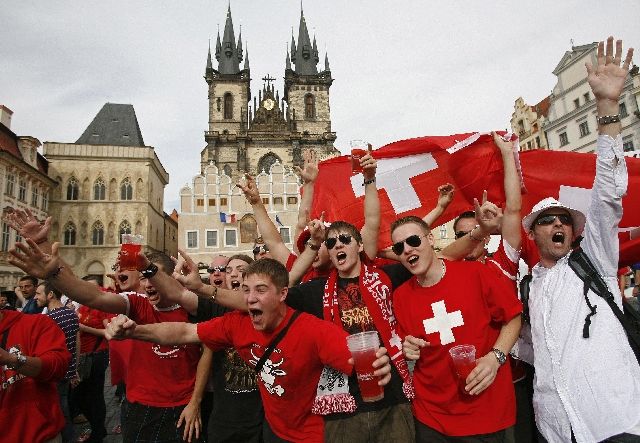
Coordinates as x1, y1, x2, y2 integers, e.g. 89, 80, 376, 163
390, 216, 430, 235
228, 254, 254, 265
326, 221, 362, 244
41, 281, 62, 299
243, 258, 289, 290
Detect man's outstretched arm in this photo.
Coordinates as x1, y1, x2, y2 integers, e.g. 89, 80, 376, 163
104, 314, 201, 346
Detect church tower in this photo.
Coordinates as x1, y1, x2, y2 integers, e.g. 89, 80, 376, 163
201, 5, 251, 175
284, 8, 334, 141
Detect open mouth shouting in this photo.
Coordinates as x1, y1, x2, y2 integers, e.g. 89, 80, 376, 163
249, 307, 263, 324
146, 288, 159, 303
118, 274, 129, 283
213, 278, 224, 286
551, 232, 565, 245
230, 280, 241, 290
336, 251, 347, 265
407, 254, 419, 266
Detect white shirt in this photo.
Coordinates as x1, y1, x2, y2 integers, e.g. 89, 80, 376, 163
529, 135, 640, 443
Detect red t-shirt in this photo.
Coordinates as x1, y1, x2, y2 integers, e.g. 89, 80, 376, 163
123, 293, 202, 407
77, 305, 110, 353
394, 259, 522, 436
197, 307, 352, 442
0, 310, 70, 442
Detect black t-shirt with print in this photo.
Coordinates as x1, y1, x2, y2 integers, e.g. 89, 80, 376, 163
285, 263, 412, 416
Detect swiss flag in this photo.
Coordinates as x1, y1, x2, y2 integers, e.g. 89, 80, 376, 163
311, 132, 640, 267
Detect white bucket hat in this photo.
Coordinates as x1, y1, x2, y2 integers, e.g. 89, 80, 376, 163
522, 197, 586, 236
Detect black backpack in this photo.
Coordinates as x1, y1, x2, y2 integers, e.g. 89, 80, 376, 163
519, 248, 640, 365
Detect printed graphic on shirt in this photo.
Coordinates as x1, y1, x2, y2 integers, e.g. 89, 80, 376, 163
1, 346, 27, 392
151, 343, 187, 358
249, 346, 287, 397
337, 279, 375, 334
423, 300, 464, 345
224, 348, 258, 393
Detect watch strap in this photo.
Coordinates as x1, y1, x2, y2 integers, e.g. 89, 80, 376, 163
596, 114, 621, 125
491, 348, 507, 365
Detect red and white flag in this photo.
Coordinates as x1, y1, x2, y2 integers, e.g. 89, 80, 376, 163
311, 132, 640, 266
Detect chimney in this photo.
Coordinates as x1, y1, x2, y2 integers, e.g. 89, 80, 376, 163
0, 105, 13, 129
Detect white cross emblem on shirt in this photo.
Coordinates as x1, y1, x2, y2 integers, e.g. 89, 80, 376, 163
422, 300, 464, 345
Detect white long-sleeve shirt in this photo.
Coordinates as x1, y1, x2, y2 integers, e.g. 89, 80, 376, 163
529, 134, 640, 443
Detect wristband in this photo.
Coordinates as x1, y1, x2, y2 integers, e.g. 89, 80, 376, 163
363, 177, 376, 186
210, 285, 218, 302
140, 263, 158, 279
596, 114, 621, 125
47, 266, 65, 280
469, 226, 483, 242
306, 241, 321, 251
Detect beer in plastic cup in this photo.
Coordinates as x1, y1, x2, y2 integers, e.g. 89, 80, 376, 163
120, 234, 144, 271
346, 331, 384, 402
449, 344, 476, 393
350, 140, 368, 173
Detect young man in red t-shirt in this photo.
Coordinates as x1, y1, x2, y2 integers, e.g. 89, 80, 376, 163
391, 216, 522, 441
103, 258, 392, 443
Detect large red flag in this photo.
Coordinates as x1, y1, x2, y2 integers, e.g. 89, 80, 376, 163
312, 132, 640, 266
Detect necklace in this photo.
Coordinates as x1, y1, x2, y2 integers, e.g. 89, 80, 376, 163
418, 259, 446, 287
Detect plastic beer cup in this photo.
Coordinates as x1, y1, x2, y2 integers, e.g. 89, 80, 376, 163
449, 344, 477, 394
120, 234, 143, 271
350, 140, 368, 173
346, 331, 384, 402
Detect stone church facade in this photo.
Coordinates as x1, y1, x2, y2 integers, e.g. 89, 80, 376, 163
179, 7, 340, 264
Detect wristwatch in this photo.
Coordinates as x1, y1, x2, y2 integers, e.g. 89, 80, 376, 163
491, 348, 507, 366
8, 350, 27, 370
596, 114, 621, 125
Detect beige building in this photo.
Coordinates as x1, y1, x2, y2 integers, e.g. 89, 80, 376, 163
179, 7, 340, 262
511, 96, 550, 151
543, 42, 640, 153
43, 103, 173, 285
0, 105, 57, 290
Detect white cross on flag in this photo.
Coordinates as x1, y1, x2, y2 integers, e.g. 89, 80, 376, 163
423, 300, 464, 345
311, 131, 640, 267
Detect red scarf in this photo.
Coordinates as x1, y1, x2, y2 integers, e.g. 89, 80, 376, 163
312, 261, 414, 415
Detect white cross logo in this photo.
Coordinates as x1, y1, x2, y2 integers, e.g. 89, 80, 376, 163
422, 300, 464, 345
389, 331, 402, 352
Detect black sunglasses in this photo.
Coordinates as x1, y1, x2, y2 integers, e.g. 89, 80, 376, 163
207, 266, 226, 273
392, 234, 427, 255
252, 244, 269, 255
534, 213, 573, 226
325, 234, 352, 250
455, 230, 470, 239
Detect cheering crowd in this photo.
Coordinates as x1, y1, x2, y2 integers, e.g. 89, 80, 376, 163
1, 36, 639, 443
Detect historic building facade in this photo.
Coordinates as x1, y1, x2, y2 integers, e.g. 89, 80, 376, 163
43, 103, 174, 285
0, 105, 56, 290
543, 42, 640, 153
179, 7, 340, 263
510, 96, 550, 151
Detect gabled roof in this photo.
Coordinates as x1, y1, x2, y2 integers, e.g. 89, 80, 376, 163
552, 42, 597, 75
76, 103, 145, 146
0, 122, 49, 174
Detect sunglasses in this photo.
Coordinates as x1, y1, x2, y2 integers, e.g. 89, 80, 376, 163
454, 230, 470, 239
534, 213, 573, 226
325, 234, 352, 250
207, 266, 226, 274
252, 244, 269, 255
392, 234, 427, 255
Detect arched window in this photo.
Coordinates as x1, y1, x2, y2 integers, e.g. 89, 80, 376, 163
224, 93, 233, 120
120, 178, 133, 200
119, 220, 132, 244
304, 94, 315, 119
92, 221, 105, 245
223, 164, 233, 177
257, 153, 281, 173
63, 222, 76, 245
67, 177, 79, 200
93, 177, 106, 200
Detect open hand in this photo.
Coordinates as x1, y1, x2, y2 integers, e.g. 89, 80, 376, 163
294, 150, 319, 184
237, 174, 261, 205
8, 239, 61, 279
464, 352, 500, 395
3, 208, 52, 245
586, 37, 634, 104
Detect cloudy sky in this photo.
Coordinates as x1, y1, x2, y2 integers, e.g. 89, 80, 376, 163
2, 0, 639, 212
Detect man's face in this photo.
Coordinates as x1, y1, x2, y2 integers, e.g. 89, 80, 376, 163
391, 223, 436, 278
116, 269, 142, 292
18, 280, 36, 299
325, 230, 362, 278
252, 244, 271, 261
226, 259, 250, 290
454, 217, 488, 261
312, 242, 332, 271
243, 273, 286, 332
141, 263, 167, 307
528, 209, 575, 265
35, 284, 49, 308
0, 295, 7, 306
208, 256, 229, 288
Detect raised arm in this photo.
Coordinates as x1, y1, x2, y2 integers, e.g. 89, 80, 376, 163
288, 213, 326, 285
493, 132, 522, 251
3, 208, 53, 254
360, 146, 380, 260
104, 314, 201, 346
423, 183, 455, 227
238, 174, 292, 265
8, 240, 127, 314
293, 150, 319, 254
583, 37, 633, 277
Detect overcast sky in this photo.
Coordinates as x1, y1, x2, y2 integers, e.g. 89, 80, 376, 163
2, 0, 639, 212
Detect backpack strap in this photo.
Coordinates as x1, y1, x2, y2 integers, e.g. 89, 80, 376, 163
255, 310, 302, 374
519, 274, 532, 325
